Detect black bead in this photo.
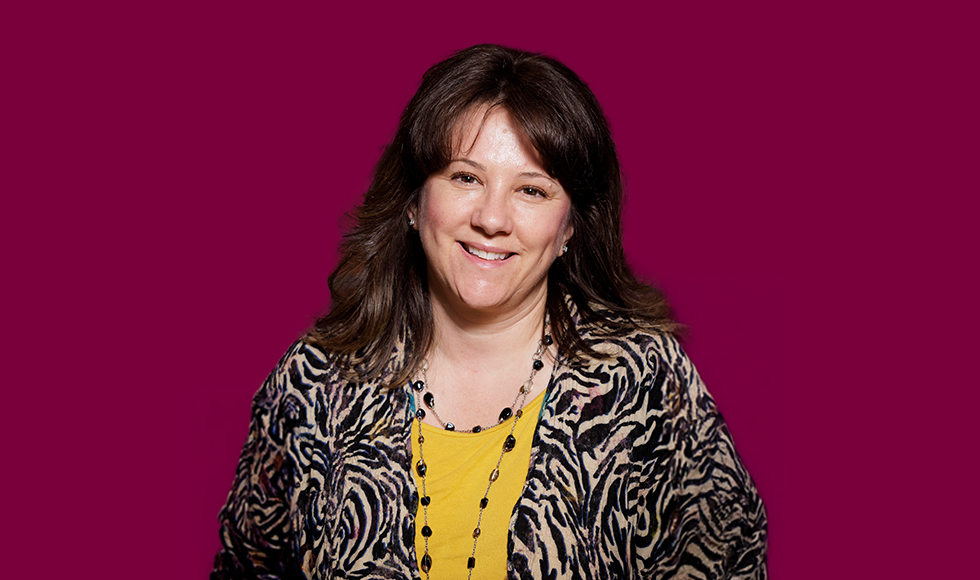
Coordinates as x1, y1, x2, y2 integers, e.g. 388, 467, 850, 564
420, 495, 430, 506
420, 553, 431, 573
503, 434, 516, 452
498, 407, 512, 422
423, 392, 435, 408
543, 334, 553, 345
416, 460, 426, 477
533, 359, 544, 371
416, 408, 425, 420
421, 525, 432, 537
468, 556, 476, 569
445, 422, 455, 431
413, 380, 424, 391
472, 527, 481, 538
472, 425, 481, 433
479, 497, 488, 508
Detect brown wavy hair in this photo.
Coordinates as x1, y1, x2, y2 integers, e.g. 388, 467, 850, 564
306, 44, 679, 387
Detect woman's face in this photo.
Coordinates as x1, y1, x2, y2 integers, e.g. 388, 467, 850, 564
411, 107, 574, 322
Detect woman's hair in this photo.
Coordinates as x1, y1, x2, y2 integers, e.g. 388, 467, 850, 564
307, 44, 679, 386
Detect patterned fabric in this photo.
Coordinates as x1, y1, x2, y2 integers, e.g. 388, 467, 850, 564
212, 319, 768, 579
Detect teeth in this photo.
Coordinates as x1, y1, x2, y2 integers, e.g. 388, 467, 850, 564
465, 245, 509, 261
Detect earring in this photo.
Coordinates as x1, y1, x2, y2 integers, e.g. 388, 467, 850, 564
409, 217, 416, 227
562, 245, 568, 256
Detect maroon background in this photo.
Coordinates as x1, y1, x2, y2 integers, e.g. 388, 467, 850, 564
3, 1, 976, 578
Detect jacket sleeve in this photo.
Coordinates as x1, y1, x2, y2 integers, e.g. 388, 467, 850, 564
640, 338, 768, 579
211, 351, 304, 579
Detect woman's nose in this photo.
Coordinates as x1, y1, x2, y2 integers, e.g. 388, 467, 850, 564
470, 187, 513, 236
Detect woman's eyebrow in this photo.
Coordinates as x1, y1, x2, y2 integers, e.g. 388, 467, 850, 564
519, 171, 553, 181
448, 159, 557, 187
448, 158, 486, 171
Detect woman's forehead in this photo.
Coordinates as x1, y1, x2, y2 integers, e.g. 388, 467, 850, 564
450, 105, 541, 165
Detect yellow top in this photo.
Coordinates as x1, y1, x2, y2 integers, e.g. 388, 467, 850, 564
411, 389, 545, 579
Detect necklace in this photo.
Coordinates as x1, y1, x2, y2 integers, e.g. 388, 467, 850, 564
412, 325, 552, 579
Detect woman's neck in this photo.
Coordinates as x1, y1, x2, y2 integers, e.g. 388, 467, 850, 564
428, 295, 548, 370
420, 293, 555, 430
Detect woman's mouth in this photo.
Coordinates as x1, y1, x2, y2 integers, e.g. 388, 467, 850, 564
462, 243, 511, 261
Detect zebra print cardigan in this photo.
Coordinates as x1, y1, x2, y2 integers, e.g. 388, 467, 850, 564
212, 323, 768, 579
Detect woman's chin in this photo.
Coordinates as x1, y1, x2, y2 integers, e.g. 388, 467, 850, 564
456, 296, 511, 316
448, 288, 547, 320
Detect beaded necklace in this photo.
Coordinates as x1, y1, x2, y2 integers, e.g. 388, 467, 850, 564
412, 326, 553, 579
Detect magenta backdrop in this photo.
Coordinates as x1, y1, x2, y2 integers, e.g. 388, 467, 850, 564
5, 1, 977, 579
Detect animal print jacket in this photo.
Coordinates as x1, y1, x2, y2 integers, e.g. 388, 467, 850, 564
212, 323, 768, 579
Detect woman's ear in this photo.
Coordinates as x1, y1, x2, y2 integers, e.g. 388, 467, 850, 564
561, 226, 574, 255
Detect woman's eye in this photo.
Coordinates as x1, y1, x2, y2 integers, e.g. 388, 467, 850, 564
451, 173, 479, 185
522, 186, 547, 197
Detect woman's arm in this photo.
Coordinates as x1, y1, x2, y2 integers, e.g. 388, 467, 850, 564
639, 336, 768, 579
212, 351, 304, 579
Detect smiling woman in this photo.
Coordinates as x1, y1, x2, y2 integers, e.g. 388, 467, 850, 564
212, 44, 767, 580
412, 107, 574, 324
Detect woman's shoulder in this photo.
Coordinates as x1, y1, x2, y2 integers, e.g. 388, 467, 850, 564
268, 339, 334, 386
256, 338, 372, 405
253, 339, 405, 436
566, 299, 685, 370
576, 320, 690, 376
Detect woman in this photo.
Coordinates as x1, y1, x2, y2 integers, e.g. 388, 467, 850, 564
213, 44, 767, 579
